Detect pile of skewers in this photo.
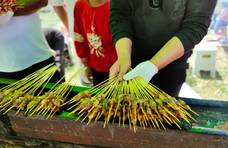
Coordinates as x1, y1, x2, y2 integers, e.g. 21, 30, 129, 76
0, 64, 197, 132
26, 80, 73, 118
24, 67, 81, 118
67, 77, 198, 132
0, 64, 82, 119
0, 64, 58, 115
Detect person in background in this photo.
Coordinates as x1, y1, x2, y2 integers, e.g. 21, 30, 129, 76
110, 0, 217, 97
212, 0, 228, 44
73, 0, 117, 85
0, 0, 61, 82
44, 0, 69, 77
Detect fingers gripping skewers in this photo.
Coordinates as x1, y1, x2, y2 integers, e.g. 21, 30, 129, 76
67, 77, 198, 132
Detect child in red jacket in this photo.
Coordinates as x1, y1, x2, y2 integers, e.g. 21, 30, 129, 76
73, 0, 117, 85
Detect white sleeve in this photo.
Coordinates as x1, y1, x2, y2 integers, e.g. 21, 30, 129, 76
48, 0, 64, 6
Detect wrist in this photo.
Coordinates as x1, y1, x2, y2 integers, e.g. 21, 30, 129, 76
149, 59, 159, 70
118, 55, 131, 62
147, 60, 158, 74
116, 37, 132, 60
117, 48, 131, 59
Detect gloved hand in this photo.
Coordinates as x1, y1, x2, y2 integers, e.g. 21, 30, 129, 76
123, 60, 158, 82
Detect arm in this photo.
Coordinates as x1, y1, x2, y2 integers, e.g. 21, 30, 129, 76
151, 0, 217, 70
109, 38, 132, 78
175, 0, 217, 52
14, 0, 48, 16
48, 0, 68, 30
124, 0, 217, 82
109, 0, 133, 78
53, 6, 69, 30
150, 37, 184, 70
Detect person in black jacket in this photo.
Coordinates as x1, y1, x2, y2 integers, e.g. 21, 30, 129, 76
109, 0, 217, 97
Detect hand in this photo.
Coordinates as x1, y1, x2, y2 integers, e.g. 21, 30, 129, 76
123, 61, 158, 82
81, 66, 93, 84
14, 0, 48, 16
109, 57, 131, 80
50, 49, 57, 57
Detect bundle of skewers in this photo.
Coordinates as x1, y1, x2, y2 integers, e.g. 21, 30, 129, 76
24, 67, 81, 118
26, 80, 71, 118
0, 64, 58, 114
0, 61, 82, 119
67, 77, 198, 132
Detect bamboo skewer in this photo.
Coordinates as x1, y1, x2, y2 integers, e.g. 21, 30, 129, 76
26, 67, 82, 118
67, 76, 197, 132
0, 64, 58, 114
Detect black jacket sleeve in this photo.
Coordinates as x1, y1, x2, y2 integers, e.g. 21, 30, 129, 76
110, 0, 133, 43
175, 0, 217, 51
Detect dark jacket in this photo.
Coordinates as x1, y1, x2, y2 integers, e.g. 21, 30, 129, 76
110, 0, 217, 68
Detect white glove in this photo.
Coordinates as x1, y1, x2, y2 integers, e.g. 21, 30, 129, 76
123, 60, 158, 82
0, 11, 14, 26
